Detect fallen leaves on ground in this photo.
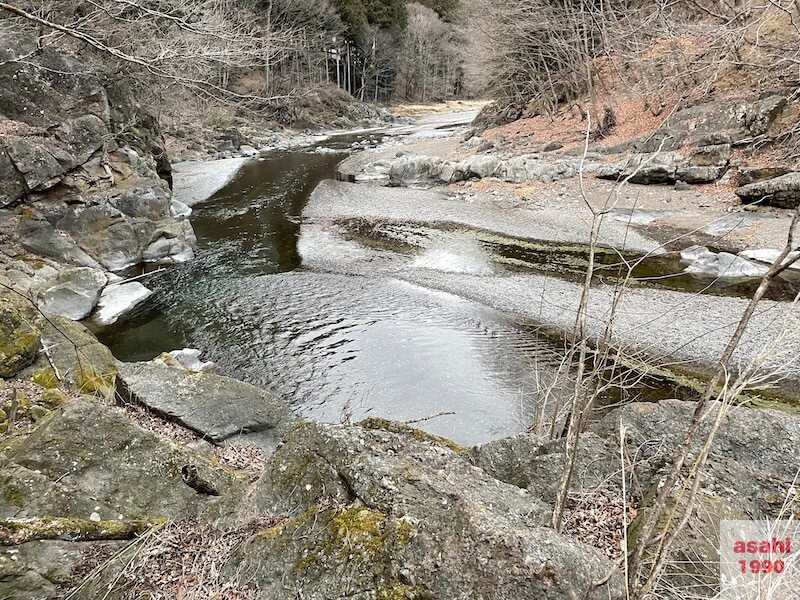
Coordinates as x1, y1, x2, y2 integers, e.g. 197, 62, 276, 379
562, 488, 638, 560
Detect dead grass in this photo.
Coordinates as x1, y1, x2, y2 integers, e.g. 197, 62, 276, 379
89, 518, 284, 600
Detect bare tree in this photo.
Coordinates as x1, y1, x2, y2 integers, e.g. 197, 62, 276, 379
0, 0, 299, 112
396, 3, 461, 102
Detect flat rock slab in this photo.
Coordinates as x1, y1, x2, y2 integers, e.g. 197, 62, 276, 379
116, 361, 297, 449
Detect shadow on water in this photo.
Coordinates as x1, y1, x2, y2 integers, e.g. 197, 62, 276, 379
95, 150, 346, 361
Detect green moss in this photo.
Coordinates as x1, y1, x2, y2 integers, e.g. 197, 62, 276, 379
75, 366, 117, 397
40, 389, 70, 408
259, 503, 415, 574
295, 505, 391, 571
31, 369, 59, 389
3, 486, 24, 509
0, 516, 166, 544
27, 405, 49, 421
256, 507, 317, 541
358, 417, 468, 452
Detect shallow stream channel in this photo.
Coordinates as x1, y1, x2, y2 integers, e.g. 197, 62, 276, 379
96, 128, 714, 445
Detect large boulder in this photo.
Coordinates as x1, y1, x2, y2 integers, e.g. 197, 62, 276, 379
0, 301, 40, 378
496, 155, 584, 183
0, 150, 27, 208
28, 317, 118, 397
469, 432, 620, 503
592, 400, 800, 596
597, 152, 680, 184
0, 397, 241, 521
16, 215, 103, 269
456, 154, 502, 179
389, 155, 452, 186
36, 267, 108, 320
5, 138, 66, 192
116, 360, 297, 450
736, 166, 792, 186
54, 204, 144, 271
674, 143, 731, 183
735, 172, 800, 208
141, 219, 196, 264
0, 539, 124, 600
238, 419, 625, 600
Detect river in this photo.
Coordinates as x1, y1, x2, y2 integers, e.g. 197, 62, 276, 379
96, 126, 693, 445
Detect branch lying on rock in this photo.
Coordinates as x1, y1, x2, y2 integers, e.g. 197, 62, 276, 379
0, 516, 165, 545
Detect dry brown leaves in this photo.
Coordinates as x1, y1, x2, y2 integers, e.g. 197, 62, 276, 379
115, 401, 200, 446
116, 517, 283, 600
213, 445, 268, 482
482, 91, 675, 159
562, 488, 638, 560
116, 401, 268, 481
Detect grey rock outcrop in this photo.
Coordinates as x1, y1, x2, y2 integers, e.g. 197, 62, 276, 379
597, 146, 732, 185
591, 400, 800, 595
593, 95, 784, 186
0, 301, 41, 378
736, 166, 792, 186
597, 152, 681, 184
237, 419, 625, 600
388, 152, 589, 187
116, 360, 298, 450
735, 172, 800, 208
0, 45, 196, 271
389, 154, 452, 186
469, 432, 620, 503
0, 397, 240, 521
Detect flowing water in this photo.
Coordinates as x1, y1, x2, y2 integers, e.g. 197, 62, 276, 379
97, 132, 698, 445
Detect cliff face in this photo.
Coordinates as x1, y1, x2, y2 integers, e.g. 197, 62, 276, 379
0, 43, 194, 272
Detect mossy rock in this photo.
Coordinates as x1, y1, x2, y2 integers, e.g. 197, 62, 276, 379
0, 539, 125, 600
25, 317, 116, 398
231, 503, 423, 599
0, 300, 41, 378
40, 388, 70, 408
31, 368, 59, 390
358, 417, 468, 452
0, 397, 243, 521
243, 421, 624, 599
